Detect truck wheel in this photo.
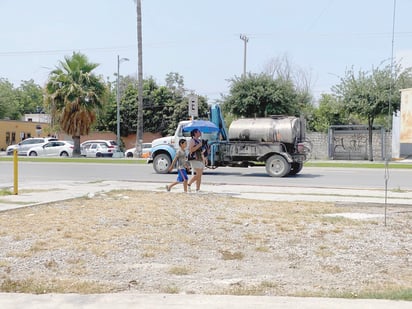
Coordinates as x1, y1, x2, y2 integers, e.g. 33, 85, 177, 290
265, 155, 291, 177
153, 153, 171, 174
288, 162, 303, 175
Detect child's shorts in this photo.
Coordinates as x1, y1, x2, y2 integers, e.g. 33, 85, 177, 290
177, 168, 189, 182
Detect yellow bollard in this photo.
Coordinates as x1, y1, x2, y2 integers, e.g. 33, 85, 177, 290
13, 149, 18, 195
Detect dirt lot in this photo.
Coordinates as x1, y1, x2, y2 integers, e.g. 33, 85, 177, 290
0, 190, 410, 297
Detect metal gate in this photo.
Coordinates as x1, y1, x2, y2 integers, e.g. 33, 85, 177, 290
328, 125, 385, 160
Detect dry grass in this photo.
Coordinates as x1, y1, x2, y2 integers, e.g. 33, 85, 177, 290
167, 266, 193, 276
0, 190, 411, 299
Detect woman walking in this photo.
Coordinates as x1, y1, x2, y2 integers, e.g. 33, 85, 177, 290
187, 129, 204, 192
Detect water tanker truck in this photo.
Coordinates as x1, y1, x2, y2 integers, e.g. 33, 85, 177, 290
149, 104, 309, 177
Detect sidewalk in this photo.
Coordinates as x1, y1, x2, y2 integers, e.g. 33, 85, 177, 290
1, 292, 411, 309
1, 179, 412, 212
0, 180, 410, 308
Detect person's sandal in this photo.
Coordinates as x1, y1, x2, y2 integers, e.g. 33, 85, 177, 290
187, 184, 191, 192
166, 185, 170, 192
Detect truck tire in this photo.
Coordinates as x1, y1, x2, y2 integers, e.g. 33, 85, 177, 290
265, 154, 291, 177
153, 153, 172, 174
288, 162, 303, 175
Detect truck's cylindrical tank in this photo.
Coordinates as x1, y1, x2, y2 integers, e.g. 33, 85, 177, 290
228, 117, 300, 144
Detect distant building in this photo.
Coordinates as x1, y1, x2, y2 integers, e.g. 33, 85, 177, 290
0, 119, 51, 150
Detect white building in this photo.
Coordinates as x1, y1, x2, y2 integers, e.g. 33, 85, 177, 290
23, 114, 51, 123
393, 89, 412, 158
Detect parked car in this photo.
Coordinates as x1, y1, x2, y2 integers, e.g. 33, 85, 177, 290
80, 140, 118, 157
124, 143, 152, 158
27, 140, 74, 157
6, 137, 58, 156
83, 142, 114, 157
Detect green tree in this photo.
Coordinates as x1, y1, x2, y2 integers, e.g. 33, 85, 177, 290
45, 52, 108, 156
96, 72, 209, 139
333, 62, 412, 160
17, 80, 44, 114
222, 73, 304, 118
308, 94, 347, 132
115, 78, 169, 137
165, 72, 185, 96
0, 79, 45, 120
100, 76, 175, 137
0, 79, 19, 119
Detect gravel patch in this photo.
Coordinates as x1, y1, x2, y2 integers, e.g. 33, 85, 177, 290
0, 190, 410, 297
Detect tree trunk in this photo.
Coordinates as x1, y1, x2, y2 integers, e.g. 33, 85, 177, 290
72, 135, 81, 157
368, 118, 374, 161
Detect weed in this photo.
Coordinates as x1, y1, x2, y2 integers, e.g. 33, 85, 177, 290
330, 287, 412, 301
44, 259, 58, 270
220, 250, 244, 260
0, 277, 114, 294
141, 251, 155, 258
255, 246, 270, 253
391, 186, 407, 193
161, 285, 179, 294
209, 281, 281, 296
167, 266, 192, 276
0, 188, 12, 196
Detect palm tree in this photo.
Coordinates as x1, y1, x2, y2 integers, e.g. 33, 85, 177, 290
45, 52, 107, 156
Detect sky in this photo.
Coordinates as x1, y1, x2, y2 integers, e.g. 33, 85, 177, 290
1, 0, 412, 103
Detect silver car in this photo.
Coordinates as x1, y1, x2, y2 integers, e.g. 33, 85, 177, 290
124, 143, 152, 158
84, 142, 114, 157
6, 137, 58, 156
80, 140, 119, 157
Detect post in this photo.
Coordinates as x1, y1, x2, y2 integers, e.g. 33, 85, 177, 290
115, 55, 129, 157
13, 149, 18, 195
116, 55, 120, 152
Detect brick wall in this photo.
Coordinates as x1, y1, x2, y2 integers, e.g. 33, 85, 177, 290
58, 132, 162, 150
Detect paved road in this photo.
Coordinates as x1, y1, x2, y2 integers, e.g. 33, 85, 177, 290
1, 160, 411, 190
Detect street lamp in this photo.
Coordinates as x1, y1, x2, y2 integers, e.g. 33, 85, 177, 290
240, 34, 249, 78
116, 55, 129, 156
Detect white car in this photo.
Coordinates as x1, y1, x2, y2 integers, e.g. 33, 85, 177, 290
125, 143, 152, 158
27, 140, 74, 157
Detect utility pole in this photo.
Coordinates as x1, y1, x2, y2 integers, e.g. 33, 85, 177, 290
240, 34, 249, 78
135, 0, 144, 157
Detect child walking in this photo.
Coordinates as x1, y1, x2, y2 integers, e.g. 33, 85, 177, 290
166, 139, 189, 192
